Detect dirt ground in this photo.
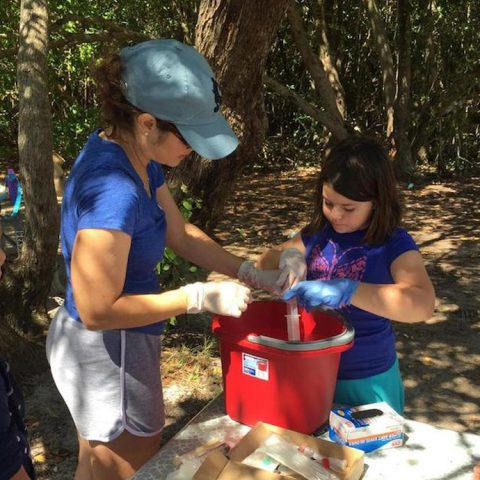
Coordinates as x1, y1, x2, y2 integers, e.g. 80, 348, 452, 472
22, 166, 480, 478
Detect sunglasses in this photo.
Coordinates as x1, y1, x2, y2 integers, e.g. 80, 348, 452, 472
166, 123, 190, 149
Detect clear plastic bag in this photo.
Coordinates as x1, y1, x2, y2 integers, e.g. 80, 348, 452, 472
254, 433, 336, 480
166, 457, 203, 480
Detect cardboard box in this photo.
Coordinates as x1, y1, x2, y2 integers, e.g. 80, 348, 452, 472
329, 402, 404, 453
194, 422, 365, 480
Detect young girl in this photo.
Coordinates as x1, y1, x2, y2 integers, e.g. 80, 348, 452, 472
259, 136, 435, 414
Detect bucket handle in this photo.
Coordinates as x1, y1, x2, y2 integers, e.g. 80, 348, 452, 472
247, 316, 354, 352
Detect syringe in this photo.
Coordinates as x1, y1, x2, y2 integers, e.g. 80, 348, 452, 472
286, 298, 300, 341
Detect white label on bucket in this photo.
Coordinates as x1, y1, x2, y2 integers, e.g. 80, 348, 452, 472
242, 353, 269, 381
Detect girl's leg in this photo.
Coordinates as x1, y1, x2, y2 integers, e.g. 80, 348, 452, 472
88, 430, 162, 480
334, 358, 404, 414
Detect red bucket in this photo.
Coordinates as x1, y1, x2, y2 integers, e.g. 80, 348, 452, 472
212, 300, 354, 434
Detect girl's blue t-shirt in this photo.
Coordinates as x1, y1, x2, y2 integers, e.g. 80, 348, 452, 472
61, 130, 167, 335
302, 224, 418, 379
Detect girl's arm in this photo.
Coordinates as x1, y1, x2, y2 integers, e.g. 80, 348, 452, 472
351, 250, 435, 323
256, 234, 306, 269
156, 183, 243, 277
71, 228, 189, 330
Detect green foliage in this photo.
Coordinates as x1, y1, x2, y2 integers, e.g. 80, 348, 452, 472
1, 0, 199, 166
0, 2, 20, 163
264, 16, 324, 162
269, 0, 478, 177
1, 0, 478, 179
156, 183, 203, 326
46, 0, 199, 162
409, 0, 480, 177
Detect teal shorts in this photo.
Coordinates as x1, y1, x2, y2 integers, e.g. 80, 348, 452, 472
334, 358, 404, 414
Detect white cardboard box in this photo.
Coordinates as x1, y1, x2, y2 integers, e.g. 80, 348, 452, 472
329, 402, 404, 453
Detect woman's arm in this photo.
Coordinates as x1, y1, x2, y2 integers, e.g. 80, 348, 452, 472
156, 184, 243, 277
71, 228, 189, 330
351, 250, 435, 323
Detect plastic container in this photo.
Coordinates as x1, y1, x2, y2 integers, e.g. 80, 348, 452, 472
212, 301, 354, 434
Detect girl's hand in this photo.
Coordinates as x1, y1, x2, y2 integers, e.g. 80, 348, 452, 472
276, 248, 307, 292
283, 279, 359, 310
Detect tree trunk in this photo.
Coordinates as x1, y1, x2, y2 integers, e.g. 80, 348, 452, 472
287, 0, 346, 131
0, 0, 60, 332
411, 0, 438, 164
313, 0, 347, 119
392, 0, 413, 179
364, 0, 396, 138
168, 0, 290, 232
262, 1, 348, 148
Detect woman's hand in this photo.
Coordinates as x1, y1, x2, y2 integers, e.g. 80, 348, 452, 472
283, 279, 359, 310
237, 261, 282, 295
276, 248, 307, 292
181, 281, 252, 317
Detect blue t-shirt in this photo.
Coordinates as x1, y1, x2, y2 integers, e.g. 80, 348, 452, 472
61, 130, 167, 335
0, 358, 35, 480
302, 223, 418, 379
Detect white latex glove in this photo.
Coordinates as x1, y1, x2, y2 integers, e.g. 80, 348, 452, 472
276, 248, 307, 292
237, 261, 282, 296
181, 281, 251, 317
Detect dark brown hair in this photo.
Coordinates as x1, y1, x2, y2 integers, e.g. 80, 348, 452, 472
91, 53, 170, 138
303, 136, 402, 245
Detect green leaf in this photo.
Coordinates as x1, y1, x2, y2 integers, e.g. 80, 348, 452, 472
182, 200, 193, 211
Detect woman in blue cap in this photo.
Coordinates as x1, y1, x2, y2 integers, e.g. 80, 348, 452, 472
46, 39, 287, 479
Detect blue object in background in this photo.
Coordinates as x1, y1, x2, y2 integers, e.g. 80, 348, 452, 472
5, 168, 19, 204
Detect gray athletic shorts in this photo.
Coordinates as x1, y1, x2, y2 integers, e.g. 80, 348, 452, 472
46, 306, 165, 442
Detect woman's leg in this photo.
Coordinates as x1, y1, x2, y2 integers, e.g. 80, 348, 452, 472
473, 465, 480, 480
88, 430, 162, 480
74, 433, 94, 480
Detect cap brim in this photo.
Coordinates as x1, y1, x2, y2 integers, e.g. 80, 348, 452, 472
176, 116, 239, 160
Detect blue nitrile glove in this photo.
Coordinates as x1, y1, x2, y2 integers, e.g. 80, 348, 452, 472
282, 279, 359, 311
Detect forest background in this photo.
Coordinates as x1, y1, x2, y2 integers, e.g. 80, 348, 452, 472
0, 1, 479, 477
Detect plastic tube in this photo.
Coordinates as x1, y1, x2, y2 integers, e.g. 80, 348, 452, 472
286, 299, 300, 341
259, 434, 335, 480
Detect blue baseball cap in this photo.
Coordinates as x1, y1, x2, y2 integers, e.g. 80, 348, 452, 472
120, 39, 238, 160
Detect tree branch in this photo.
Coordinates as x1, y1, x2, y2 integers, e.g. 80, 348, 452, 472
50, 14, 131, 32
0, 18, 149, 59
264, 75, 349, 141
286, 0, 345, 127
364, 0, 396, 137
